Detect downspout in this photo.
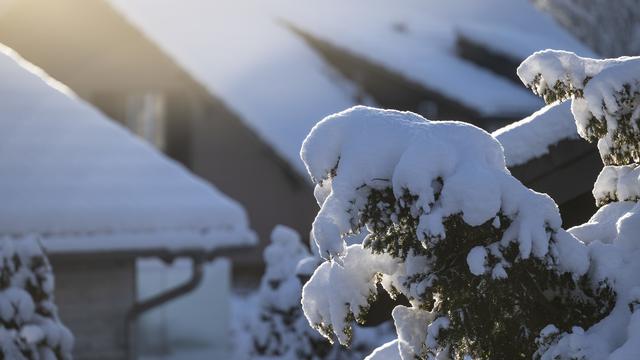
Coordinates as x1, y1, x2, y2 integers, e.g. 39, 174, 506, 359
125, 254, 205, 360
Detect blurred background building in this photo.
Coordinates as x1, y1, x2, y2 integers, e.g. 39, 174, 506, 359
0, 0, 633, 358
0, 0, 599, 276
0, 46, 255, 358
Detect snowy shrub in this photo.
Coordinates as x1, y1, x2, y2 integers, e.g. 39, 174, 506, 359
0, 236, 73, 359
299, 106, 614, 359
244, 225, 387, 360
518, 50, 640, 359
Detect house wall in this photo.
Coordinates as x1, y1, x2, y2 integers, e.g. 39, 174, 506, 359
510, 139, 602, 228
192, 99, 317, 279
51, 256, 136, 360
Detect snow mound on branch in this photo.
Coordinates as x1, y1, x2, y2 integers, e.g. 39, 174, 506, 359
518, 50, 640, 165
301, 244, 397, 345
393, 306, 437, 359
593, 165, 640, 206
517, 50, 616, 102
466, 246, 488, 276
301, 106, 585, 275
569, 201, 635, 246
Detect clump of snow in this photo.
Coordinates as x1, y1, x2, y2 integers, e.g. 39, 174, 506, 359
493, 101, 578, 167
466, 246, 487, 276
518, 50, 640, 165
392, 306, 435, 359
517, 50, 617, 103
569, 201, 635, 246
0, 236, 73, 359
593, 165, 640, 206
302, 244, 397, 345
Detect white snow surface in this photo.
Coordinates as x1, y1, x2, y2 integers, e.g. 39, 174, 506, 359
364, 339, 402, 360
0, 46, 254, 253
276, 0, 594, 117
106, 0, 362, 176
493, 101, 578, 167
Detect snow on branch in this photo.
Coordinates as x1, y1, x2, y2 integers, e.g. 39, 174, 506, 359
518, 50, 640, 165
301, 106, 580, 268
301, 244, 396, 346
593, 165, 640, 206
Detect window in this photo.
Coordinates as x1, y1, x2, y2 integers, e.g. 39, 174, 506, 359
125, 93, 166, 150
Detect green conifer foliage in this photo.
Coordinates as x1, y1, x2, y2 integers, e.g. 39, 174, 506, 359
361, 188, 613, 359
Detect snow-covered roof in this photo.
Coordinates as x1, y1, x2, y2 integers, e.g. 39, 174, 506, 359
493, 102, 579, 167
107, 0, 361, 176
0, 45, 255, 255
276, 0, 596, 117
105, 0, 596, 177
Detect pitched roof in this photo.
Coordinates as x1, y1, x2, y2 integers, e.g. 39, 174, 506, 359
0, 45, 255, 255
276, 0, 595, 118
106, 0, 596, 176
493, 102, 601, 207
493, 102, 578, 167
